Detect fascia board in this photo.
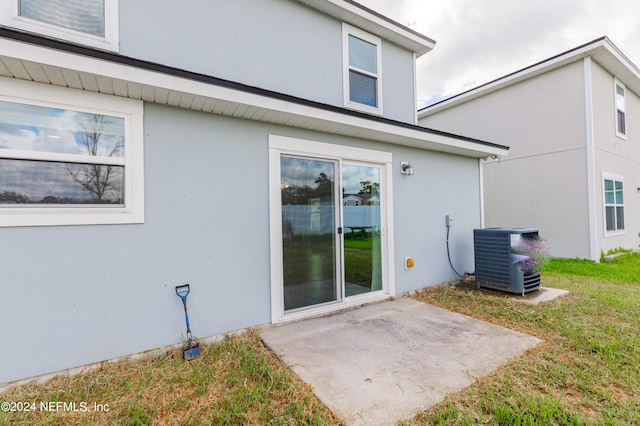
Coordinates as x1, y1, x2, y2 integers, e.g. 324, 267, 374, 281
419, 37, 640, 118
296, 0, 435, 56
418, 37, 640, 119
0, 38, 505, 158
593, 40, 640, 97
419, 43, 598, 118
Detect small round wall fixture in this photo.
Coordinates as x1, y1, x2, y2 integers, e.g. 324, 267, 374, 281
400, 161, 414, 175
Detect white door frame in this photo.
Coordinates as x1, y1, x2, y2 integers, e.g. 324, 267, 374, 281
268, 134, 395, 323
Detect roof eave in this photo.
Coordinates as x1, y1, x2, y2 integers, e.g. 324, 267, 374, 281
0, 33, 504, 158
296, 0, 435, 56
419, 36, 640, 118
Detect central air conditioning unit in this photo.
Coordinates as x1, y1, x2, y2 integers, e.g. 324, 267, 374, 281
473, 228, 541, 295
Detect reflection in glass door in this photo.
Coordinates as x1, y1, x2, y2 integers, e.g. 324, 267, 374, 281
280, 156, 339, 311
342, 164, 382, 296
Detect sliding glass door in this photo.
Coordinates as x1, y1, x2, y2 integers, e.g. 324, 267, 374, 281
280, 156, 339, 311
270, 135, 391, 320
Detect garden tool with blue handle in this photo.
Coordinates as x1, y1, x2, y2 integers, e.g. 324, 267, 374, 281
175, 284, 201, 359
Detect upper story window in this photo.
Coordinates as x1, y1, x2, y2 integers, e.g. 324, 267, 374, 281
0, 0, 118, 51
603, 173, 624, 235
0, 78, 143, 227
614, 79, 626, 139
343, 23, 383, 115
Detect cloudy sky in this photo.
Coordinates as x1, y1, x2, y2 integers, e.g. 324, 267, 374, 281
357, 0, 640, 108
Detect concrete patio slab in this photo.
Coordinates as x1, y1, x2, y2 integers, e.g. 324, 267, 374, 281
260, 297, 541, 425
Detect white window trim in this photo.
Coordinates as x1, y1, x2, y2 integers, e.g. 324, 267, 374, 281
268, 134, 394, 323
0, 77, 144, 227
0, 0, 119, 52
614, 78, 626, 140
342, 23, 383, 115
602, 172, 624, 237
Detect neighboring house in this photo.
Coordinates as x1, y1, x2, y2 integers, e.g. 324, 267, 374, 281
343, 193, 379, 205
0, 0, 506, 384
419, 37, 640, 261
344, 194, 365, 205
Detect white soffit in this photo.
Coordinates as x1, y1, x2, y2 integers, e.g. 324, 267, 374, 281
0, 37, 505, 158
419, 37, 640, 117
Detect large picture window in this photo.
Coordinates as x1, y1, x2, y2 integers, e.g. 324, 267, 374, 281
343, 23, 382, 115
0, 78, 143, 227
603, 173, 624, 235
1, 102, 125, 205
0, 0, 118, 51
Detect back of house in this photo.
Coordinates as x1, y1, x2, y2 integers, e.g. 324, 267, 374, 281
0, 0, 507, 385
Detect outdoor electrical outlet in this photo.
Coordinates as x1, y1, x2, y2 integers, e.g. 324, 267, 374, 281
446, 214, 454, 227
404, 257, 415, 270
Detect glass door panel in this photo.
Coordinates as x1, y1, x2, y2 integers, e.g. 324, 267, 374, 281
342, 164, 382, 297
280, 156, 339, 311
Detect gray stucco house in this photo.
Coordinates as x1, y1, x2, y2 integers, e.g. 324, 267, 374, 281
419, 37, 640, 261
0, 0, 506, 385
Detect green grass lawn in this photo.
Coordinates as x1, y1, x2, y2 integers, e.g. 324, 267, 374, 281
544, 254, 640, 284
344, 235, 381, 287
2, 254, 639, 425
407, 253, 640, 425
282, 233, 380, 287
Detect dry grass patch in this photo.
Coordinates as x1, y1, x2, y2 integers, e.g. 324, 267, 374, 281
0, 330, 342, 425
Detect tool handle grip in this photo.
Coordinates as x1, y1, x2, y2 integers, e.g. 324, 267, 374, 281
175, 284, 190, 298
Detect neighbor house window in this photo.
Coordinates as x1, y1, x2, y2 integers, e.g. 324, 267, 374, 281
0, 0, 118, 51
603, 173, 624, 234
0, 78, 143, 227
614, 79, 626, 138
343, 23, 382, 115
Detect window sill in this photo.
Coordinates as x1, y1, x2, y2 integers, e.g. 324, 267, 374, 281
344, 100, 383, 116
615, 132, 627, 141
0, 207, 144, 228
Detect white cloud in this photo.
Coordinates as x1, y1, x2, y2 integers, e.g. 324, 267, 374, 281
342, 164, 379, 194
0, 102, 124, 156
358, 0, 640, 106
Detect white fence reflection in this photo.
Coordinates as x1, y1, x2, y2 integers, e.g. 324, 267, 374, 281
282, 204, 380, 236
